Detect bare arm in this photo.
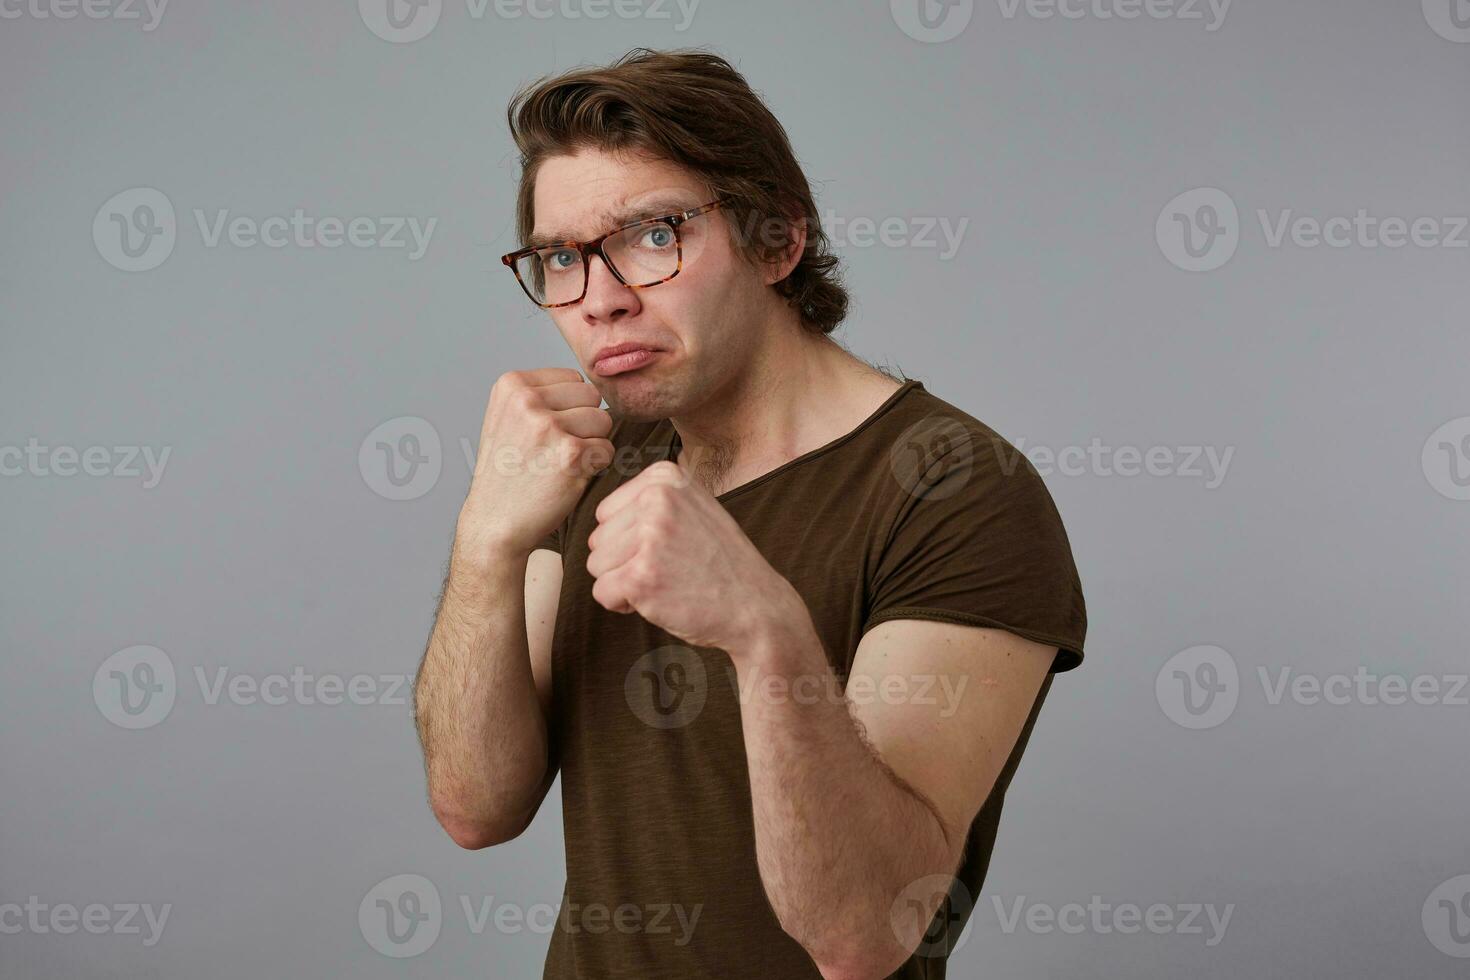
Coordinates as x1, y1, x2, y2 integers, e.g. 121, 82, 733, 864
412, 367, 610, 850
413, 545, 562, 849
736, 618, 1055, 980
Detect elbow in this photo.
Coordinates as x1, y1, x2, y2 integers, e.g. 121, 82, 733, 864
812, 950, 908, 980
430, 801, 531, 850
774, 896, 913, 980
801, 930, 910, 980
441, 819, 514, 851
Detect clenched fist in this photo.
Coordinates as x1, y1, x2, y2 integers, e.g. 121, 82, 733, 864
585, 461, 813, 656
456, 368, 614, 562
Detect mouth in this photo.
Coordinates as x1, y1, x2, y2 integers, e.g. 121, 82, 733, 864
591, 343, 663, 377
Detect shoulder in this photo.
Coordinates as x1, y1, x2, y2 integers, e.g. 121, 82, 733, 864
866, 381, 1087, 668
876, 381, 1054, 511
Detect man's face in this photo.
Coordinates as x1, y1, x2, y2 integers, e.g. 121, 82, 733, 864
530, 147, 766, 422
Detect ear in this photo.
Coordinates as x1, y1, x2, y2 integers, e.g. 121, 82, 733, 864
763, 214, 808, 287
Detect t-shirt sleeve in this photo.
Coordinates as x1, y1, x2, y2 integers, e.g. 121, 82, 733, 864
863, 437, 1087, 672
534, 522, 563, 554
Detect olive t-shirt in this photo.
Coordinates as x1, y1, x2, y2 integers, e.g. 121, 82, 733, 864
533, 378, 1086, 979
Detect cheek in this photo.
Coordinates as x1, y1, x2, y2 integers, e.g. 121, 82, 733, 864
674, 245, 750, 322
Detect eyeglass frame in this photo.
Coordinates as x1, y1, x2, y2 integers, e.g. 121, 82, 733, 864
500, 198, 732, 309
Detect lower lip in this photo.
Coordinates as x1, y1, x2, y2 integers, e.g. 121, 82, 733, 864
593, 349, 661, 377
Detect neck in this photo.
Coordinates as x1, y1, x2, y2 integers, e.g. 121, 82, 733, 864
669, 309, 898, 496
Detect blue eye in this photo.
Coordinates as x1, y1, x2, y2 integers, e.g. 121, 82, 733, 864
545, 249, 580, 271
639, 226, 674, 249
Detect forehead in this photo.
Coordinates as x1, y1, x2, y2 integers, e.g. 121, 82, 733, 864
530, 147, 710, 243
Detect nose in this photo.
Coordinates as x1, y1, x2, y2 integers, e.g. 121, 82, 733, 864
580, 252, 640, 325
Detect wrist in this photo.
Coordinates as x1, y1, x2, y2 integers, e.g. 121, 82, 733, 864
451, 524, 531, 580
732, 580, 822, 672
454, 495, 536, 556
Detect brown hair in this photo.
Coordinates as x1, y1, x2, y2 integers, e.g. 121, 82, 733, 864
505, 47, 849, 335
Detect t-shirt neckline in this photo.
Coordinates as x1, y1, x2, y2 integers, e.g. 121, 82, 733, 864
662, 378, 925, 504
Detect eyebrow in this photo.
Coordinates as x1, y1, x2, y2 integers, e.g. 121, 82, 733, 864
526, 195, 701, 250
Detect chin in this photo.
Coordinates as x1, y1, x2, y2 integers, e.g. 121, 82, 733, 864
601, 374, 683, 423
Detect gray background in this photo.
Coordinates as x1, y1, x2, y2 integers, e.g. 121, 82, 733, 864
3, 0, 1468, 976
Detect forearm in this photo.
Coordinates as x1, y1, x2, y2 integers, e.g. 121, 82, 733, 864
733, 616, 958, 978
413, 542, 548, 846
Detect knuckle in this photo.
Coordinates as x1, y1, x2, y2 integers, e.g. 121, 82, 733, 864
627, 554, 657, 587
510, 387, 542, 413
642, 492, 675, 526
580, 440, 614, 473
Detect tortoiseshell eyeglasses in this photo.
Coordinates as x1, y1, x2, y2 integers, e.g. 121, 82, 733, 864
501, 199, 730, 309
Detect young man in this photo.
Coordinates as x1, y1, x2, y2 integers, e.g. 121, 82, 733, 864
413, 48, 1086, 980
